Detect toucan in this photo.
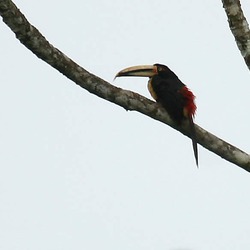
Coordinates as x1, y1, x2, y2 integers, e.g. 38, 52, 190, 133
115, 63, 198, 166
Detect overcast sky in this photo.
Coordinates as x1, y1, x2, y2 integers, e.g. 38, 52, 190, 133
1, 0, 250, 249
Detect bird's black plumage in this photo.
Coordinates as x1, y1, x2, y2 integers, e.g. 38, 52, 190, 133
149, 64, 187, 123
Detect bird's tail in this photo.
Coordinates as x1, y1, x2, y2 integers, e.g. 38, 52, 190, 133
188, 115, 198, 167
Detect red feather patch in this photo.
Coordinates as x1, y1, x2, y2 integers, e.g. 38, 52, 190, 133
180, 86, 196, 118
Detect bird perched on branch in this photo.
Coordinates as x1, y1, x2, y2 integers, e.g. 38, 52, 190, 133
115, 63, 198, 166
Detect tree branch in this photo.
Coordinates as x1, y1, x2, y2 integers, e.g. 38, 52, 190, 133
222, 0, 250, 69
1, 0, 250, 172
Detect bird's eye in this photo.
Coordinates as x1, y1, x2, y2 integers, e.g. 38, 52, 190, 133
158, 66, 164, 75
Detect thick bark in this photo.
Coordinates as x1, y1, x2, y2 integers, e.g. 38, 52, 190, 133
1, 0, 250, 172
222, 0, 250, 69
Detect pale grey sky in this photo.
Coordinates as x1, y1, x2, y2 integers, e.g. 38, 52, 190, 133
1, 0, 250, 249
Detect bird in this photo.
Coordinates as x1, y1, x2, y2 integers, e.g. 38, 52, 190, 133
115, 63, 198, 166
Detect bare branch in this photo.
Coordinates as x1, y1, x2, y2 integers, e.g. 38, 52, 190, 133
1, 0, 250, 172
222, 0, 250, 69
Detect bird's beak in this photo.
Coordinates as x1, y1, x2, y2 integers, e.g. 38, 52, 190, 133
115, 65, 157, 79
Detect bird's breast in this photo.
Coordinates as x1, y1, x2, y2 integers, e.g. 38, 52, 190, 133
147, 79, 158, 101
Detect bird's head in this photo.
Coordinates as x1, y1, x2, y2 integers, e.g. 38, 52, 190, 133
115, 63, 177, 79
